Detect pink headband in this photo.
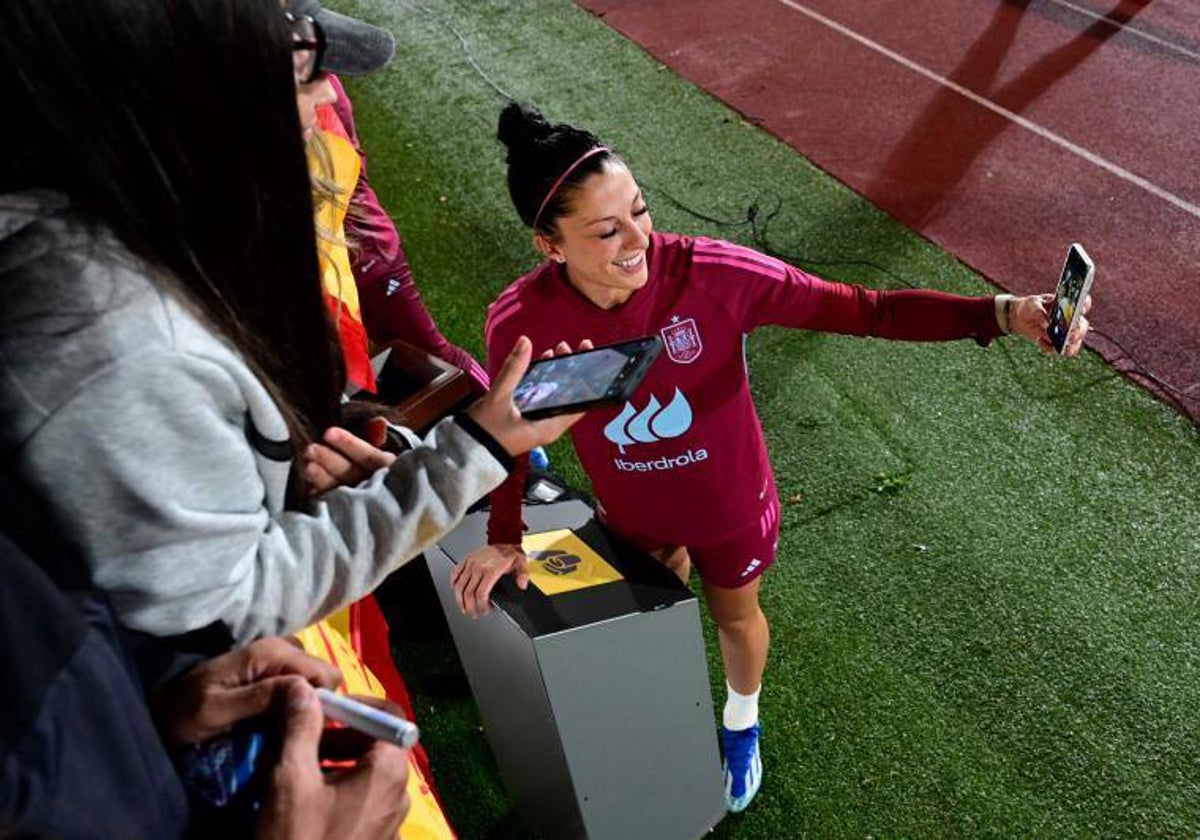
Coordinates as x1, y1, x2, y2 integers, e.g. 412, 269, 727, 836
532, 146, 611, 230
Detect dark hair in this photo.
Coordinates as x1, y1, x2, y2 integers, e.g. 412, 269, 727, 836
0, 0, 341, 473
497, 102, 619, 235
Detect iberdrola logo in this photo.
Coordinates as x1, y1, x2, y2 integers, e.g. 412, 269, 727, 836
603, 388, 693, 454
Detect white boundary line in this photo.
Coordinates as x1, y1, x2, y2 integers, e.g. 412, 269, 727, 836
1042, 0, 1200, 64
774, 0, 1200, 221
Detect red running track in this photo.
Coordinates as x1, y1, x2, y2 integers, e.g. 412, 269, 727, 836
577, 0, 1200, 420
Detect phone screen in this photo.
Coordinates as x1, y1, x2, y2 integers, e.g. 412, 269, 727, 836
514, 343, 651, 416
1047, 245, 1093, 353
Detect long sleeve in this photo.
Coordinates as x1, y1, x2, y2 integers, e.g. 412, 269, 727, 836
18, 350, 509, 644
483, 319, 529, 546
0, 530, 190, 840
330, 76, 489, 391
694, 238, 1003, 345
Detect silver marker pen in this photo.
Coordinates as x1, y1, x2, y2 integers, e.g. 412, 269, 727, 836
315, 689, 420, 748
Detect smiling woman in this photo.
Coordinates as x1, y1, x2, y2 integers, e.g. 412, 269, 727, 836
498, 103, 651, 308
451, 101, 1092, 815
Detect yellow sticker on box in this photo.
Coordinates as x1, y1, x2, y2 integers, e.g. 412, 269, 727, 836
521, 529, 624, 595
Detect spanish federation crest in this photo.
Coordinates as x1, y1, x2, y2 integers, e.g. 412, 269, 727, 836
660, 316, 703, 364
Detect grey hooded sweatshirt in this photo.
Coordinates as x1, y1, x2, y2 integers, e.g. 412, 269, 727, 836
0, 190, 509, 644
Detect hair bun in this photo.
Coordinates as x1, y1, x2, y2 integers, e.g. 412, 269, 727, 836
497, 101, 553, 151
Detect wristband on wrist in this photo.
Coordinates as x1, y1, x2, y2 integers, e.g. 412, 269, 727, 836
994, 294, 1015, 334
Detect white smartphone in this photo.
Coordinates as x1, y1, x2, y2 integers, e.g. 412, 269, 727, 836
316, 688, 420, 748
1046, 243, 1095, 354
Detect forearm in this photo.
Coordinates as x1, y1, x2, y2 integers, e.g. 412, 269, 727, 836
486, 452, 529, 546
229, 415, 511, 642
52, 414, 508, 645
784, 279, 1003, 344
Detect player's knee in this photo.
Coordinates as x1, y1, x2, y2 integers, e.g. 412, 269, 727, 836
715, 606, 765, 638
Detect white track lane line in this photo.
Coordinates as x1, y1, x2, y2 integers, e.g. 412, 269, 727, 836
774, 0, 1200, 221
1041, 0, 1200, 65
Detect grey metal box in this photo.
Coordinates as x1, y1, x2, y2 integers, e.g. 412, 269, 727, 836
428, 500, 724, 840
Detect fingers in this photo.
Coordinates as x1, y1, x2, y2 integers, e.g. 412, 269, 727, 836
1064, 315, 1090, 356
246, 637, 342, 688
453, 551, 501, 616
490, 335, 533, 399
303, 428, 397, 496
322, 427, 396, 473
514, 554, 530, 591
452, 548, 530, 615
332, 741, 411, 838
451, 562, 470, 614
191, 675, 296, 741
159, 639, 342, 743
303, 459, 340, 497
277, 678, 324, 771
304, 443, 355, 491
538, 338, 596, 362
462, 564, 496, 617
540, 339, 592, 360
473, 563, 507, 616
453, 563, 489, 617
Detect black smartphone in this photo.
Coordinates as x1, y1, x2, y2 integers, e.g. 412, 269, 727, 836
514, 337, 662, 420
1047, 243, 1095, 354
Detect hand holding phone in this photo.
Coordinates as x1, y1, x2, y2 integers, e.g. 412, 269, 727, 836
514, 336, 662, 420
1047, 243, 1095, 354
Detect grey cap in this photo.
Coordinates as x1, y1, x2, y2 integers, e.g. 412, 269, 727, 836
292, 0, 396, 76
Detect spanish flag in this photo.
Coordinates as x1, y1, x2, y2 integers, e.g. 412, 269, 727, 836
311, 104, 375, 393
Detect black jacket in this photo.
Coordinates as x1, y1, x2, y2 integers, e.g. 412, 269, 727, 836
0, 484, 190, 839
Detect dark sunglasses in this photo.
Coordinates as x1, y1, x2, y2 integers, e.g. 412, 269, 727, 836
286, 12, 326, 85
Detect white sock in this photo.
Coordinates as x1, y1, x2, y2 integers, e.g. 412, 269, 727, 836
723, 682, 761, 731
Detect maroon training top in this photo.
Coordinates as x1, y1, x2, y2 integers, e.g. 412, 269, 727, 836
485, 233, 1001, 547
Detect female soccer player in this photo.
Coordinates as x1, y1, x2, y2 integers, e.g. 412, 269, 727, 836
451, 103, 1090, 812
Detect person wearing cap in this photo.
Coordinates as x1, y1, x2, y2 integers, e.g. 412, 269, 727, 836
283, 9, 493, 833
291, 0, 490, 396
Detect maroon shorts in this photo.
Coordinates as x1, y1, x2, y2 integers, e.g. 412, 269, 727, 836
606, 494, 781, 589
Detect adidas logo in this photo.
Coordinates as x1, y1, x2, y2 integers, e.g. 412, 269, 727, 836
386, 278, 402, 297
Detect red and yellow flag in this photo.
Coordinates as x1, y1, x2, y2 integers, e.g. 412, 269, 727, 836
312, 104, 375, 392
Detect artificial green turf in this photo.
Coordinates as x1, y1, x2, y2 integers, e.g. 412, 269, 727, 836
331, 0, 1200, 835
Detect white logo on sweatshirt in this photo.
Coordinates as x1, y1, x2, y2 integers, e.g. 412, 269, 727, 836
603, 388, 693, 454
386, 278, 402, 297
604, 389, 706, 472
